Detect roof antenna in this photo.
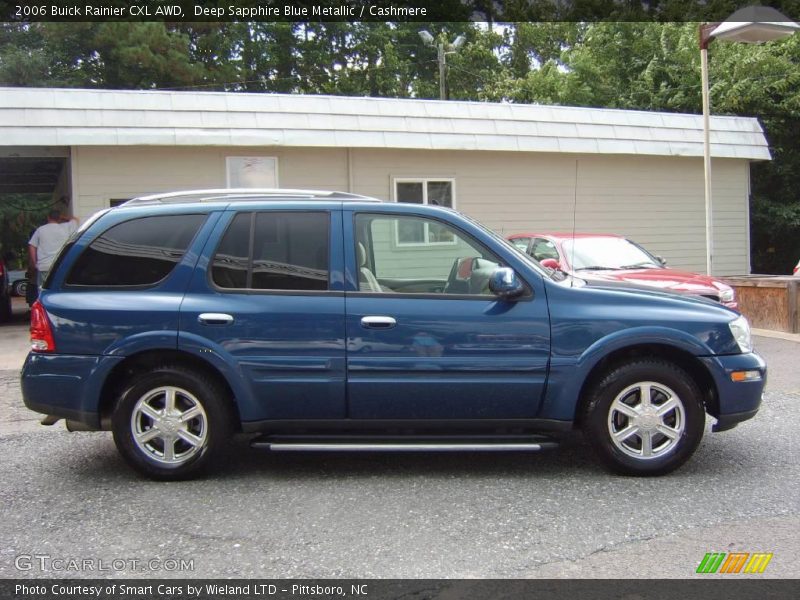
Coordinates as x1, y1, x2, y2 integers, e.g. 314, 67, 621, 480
570, 159, 578, 287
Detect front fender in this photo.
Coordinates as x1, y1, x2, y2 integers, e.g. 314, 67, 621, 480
539, 326, 716, 421
579, 326, 715, 363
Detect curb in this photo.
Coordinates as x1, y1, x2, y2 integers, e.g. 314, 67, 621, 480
752, 328, 800, 343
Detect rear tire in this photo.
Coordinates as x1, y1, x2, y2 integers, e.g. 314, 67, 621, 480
583, 359, 705, 476
112, 366, 233, 480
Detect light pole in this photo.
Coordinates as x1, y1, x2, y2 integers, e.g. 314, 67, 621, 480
699, 6, 799, 275
419, 30, 466, 100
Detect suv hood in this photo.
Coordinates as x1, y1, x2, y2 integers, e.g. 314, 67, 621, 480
578, 277, 722, 308
545, 278, 742, 356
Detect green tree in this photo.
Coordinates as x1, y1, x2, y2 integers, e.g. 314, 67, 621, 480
711, 34, 800, 273
0, 195, 54, 269
500, 22, 800, 273
0, 22, 222, 89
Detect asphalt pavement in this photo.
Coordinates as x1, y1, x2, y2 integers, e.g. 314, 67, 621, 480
1, 297, 798, 579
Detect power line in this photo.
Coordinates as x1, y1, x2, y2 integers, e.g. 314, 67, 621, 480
155, 58, 441, 92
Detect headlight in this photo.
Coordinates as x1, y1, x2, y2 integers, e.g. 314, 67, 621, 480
712, 281, 735, 303
718, 287, 735, 303
728, 315, 752, 353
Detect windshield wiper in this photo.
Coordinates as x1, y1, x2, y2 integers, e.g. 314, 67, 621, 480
619, 262, 658, 269
576, 265, 621, 271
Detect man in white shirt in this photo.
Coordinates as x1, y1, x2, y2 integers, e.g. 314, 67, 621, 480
28, 209, 79, 289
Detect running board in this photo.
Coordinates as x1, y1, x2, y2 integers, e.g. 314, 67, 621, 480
251, 434, 559, 453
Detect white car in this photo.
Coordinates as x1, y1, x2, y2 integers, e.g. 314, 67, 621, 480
8, 270, 29, 297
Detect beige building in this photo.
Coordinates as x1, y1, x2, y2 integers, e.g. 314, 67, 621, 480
0, 87, 770, 275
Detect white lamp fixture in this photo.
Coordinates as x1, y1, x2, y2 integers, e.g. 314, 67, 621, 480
418, 30, 434, 45
700, 6, 799, 275
710, 6, 800, 43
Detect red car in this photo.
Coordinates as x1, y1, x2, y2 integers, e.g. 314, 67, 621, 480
508, 233, 738, 310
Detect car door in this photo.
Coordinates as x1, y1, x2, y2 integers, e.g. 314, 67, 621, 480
179, 207, 347, 422
343, 209, 550, 420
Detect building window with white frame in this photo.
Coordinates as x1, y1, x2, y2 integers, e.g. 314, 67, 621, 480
394, 178, 455, 245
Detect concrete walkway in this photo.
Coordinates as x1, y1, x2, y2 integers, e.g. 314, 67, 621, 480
0, 323, 28, 370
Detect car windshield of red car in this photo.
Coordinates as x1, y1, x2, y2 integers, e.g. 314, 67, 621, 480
563, 238, 661, 271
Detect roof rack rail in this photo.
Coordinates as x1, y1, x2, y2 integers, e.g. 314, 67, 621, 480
121, 188, 381, 207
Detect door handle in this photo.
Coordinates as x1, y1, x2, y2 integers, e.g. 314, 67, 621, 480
360, 316, 396, 329
198, 313, 234, 325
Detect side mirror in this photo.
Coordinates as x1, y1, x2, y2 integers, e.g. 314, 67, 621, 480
539, 258, 560, 270
656, 255, 667, 266
488, 267, 525, 300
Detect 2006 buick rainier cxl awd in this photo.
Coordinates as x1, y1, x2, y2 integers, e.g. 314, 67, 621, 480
21, 190, 766, 480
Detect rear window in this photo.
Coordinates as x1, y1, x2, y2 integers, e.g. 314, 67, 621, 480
66, 214, 206, 287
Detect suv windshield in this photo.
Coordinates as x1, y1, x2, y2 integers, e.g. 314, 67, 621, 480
563, 238, 661, 271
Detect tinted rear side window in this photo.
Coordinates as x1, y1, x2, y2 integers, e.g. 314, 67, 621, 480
66, 214, 206, 287
212, 211, 329, 291
211, 212, 251, 289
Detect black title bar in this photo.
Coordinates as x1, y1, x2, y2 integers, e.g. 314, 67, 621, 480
2, 0, 800, 23
4, 579, 800, 600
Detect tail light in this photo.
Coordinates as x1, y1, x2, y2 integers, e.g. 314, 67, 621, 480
30, 300, 56, 352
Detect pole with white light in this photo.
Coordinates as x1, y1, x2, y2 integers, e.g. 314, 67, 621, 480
699, 6, 799, 275
419, 30, 466, 100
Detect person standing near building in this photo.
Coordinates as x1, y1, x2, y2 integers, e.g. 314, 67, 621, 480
28, 207, 79, 291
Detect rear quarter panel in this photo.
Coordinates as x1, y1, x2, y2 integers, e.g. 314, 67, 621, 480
40, 207, 222, 356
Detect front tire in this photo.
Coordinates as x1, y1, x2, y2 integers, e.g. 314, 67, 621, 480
583, 359, 705, 476
112, 366, 233, 480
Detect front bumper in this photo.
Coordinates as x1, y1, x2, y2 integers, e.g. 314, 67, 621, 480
21, 352, 124, 429
700, 351, 767, 430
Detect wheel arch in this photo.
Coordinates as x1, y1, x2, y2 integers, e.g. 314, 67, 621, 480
98, 349, 243, 430
573, 343, 719, 427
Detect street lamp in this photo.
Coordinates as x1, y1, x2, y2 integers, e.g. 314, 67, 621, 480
699, 6, 799, 275
419, 30, 466, 100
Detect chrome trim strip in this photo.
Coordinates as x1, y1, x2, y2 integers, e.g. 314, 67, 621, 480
264, 443, 544, 452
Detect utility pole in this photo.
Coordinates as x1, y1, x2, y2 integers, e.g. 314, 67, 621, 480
419, 31, 466, 100
437, 42, 446, 101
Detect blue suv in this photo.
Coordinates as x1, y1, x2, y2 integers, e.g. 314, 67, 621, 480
22, 189, 766, 480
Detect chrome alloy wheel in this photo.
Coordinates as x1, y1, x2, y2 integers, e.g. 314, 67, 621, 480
131, 386, 208, 465
607, 381, 685, 460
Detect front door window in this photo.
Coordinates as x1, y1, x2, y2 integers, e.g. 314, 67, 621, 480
355, 213, 499, 296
